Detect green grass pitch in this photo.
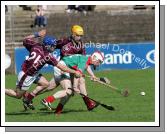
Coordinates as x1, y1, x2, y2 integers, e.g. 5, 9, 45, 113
5, 69, 155, 122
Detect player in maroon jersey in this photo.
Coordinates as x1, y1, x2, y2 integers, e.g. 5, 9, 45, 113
5, 30, 82, 110
56, 27, 86, 57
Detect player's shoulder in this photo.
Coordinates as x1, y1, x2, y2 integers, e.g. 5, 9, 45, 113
32, 44, 43, 50
70, 54, 83, 59
31, 44, 44, 54
57, 36, 71, 44
58, 36, 66, 41
62, 36, 70, 41
78, 54, 88, 60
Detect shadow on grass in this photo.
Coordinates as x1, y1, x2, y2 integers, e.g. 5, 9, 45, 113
6, 108, 88, 116
38, 108, 87, 115
62, 109, 87, 114
6, 110, 36, 116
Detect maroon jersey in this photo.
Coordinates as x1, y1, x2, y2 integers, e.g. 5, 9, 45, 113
56, 36, 86, 58
21, 38, 58, 76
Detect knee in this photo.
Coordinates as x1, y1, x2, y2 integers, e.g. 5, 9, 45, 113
47, 83, 56, 91
15, 93, 23, 99
41, 81, 50, 89
66, 88, 73, 96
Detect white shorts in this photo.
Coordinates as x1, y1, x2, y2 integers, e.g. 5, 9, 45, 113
53, 60, 70, 82
16, 71, 39, 91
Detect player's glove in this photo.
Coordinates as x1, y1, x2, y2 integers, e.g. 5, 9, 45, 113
99, 77, 111, 84
34, 29, 46, 38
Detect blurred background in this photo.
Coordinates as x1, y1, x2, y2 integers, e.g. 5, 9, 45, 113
5, 5, 155, 74
5, 5, 156, 122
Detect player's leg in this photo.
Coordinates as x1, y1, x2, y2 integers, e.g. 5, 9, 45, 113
55, 95, 71, 114
47, 77, 60, 90
5, 88, 26, 99
22, 72, 62, 110
72, 77, 81, 93
79, 77, 98, 111
55, 76, 98, 112
24, 76, 49, 100
23, 75, 59, 109
5, 71, 31, 99
23, 75, 49, 110
6, 71, 37, 110
42, 79, 72, 111
32, 76, 49, 95
54, 76, 98, 114
37, 76, 61, 95
37, 64, 65, 95
54, 79, 74, 114
42, 62, 72, 112
43, 79, 72, 102
78, 77, 87, 95
53, 63, 74, 113
55, 76, 98, 113
55, 77, 85, 114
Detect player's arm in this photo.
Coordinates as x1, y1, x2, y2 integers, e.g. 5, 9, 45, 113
48, 55, 81, 77
86, 65, 98, 80
55, 37, 69, 49
55, 39, 64, 49
56, 62, 83, 78
48, 54, 82, 77
23, 29, 46, 50
24, 29, 46, 39
86, 65, 110, 84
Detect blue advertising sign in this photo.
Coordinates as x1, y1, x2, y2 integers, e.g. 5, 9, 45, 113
15, 42, 155, 74
86, 42, 155, 70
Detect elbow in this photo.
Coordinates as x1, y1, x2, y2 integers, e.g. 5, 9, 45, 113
23, 36, 30, 41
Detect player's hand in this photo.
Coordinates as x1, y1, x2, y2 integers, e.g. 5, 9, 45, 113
38, 29, 46, 37
90, 75, 99, 82
75, 70, 83, 78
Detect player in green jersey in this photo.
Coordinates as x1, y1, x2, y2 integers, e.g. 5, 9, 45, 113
41, 51, 104, 114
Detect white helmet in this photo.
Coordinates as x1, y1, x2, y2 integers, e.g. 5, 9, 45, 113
91, 51, 104, 63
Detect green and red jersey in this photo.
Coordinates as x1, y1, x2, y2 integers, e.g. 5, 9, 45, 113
62, 54, 91, 73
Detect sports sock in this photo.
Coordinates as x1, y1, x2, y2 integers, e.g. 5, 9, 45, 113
59, 95, 71, 106
26, 93, 35, 101
55, 103, 64, 114
23, 92, 28, 98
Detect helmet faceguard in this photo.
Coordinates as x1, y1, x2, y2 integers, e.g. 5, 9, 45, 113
91, 51, 104, 64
